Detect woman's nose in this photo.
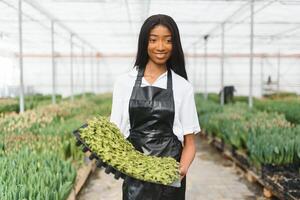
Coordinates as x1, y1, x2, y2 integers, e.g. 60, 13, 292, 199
156, 40, 165, 50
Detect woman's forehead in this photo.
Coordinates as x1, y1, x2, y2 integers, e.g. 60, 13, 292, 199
149, 25, 172, 36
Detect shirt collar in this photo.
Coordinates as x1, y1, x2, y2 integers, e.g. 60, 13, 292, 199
129, 67, 169, 79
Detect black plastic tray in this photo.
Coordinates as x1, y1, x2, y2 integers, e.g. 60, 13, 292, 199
73, 123, 126, 180
72, 123, 181, 187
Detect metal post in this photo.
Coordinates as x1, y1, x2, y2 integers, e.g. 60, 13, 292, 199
96, 53, 100, 94
249, 0, 254, 108
70, 33, 74, 101
220, 23, 225, 106
204, 35, 209, 100
260, 57, 264, 97
193, 44, 197, 91
90, 51, 93, 93
51, 20, 56, 104
82, 46, 85, 98
277, 51, 281, 93
18, 0, 25, 113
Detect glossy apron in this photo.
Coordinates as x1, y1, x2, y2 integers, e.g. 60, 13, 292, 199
122, 67, 186, 200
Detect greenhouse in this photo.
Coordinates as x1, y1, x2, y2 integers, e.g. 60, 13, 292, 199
0, 0, 299, 199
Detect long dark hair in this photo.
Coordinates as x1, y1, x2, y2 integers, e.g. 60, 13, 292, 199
134, 14, 188, 80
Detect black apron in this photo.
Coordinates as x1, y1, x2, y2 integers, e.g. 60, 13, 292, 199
122, 67, 186, 200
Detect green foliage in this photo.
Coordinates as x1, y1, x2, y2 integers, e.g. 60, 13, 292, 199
80, 116, 180, 185
195, 96, 299, 166
24, 94, 62, 110
194, 94, 223, 135
263, 92, 298, 100
291, 125, 300, 163
233, 95, 249, 103
0, 94, 63, 114
0, 99, 19, 114
0, 149, 76, 200
207, 93, 219, 103
0, 94, 113, 198
196, 93, 255, 104
247, 127, 298, 165
255, 99, 300, 124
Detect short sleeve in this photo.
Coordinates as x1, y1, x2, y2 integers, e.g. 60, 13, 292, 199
110, 80, 123, 129
179, 86, 201, 135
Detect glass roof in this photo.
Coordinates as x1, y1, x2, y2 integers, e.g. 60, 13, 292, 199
1, 0, 300, 55
1, 0, 300, 98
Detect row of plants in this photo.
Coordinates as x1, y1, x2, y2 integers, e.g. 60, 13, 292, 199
0, 93, 112, 199
0, 92, 99, 114
198, 93, 252, 104
254, 98, 300, 125
201, 91, 298, 103
198, 92, 300, 125
0, 94, 62, 114
262, 92, 298, 100
195, 94, 300, 168
0, 98, 19, 114
0, 149, 76, 200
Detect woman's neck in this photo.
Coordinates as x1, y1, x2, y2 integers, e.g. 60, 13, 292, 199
144, 61, 167, 77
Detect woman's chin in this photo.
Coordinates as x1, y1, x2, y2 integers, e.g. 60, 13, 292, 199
152, 59, 168, 66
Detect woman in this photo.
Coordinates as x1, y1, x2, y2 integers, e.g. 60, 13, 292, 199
110, 14, 200, 200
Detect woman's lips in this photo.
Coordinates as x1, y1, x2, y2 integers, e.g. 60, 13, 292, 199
155, 53, 167, 59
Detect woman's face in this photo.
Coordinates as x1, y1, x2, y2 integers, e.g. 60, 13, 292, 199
147, 25, 172, 66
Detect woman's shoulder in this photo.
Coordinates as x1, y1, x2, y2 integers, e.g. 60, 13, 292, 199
171, 69, 193, 93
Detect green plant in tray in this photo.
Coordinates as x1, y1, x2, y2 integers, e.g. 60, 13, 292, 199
78, 116, 180, 185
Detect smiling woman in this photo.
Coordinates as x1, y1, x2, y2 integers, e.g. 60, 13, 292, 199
110, 14, 200, 200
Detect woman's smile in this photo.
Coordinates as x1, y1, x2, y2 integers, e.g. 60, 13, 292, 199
155, 53, 167, 59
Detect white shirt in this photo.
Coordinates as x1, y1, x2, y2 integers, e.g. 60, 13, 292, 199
110, 68, 201, 143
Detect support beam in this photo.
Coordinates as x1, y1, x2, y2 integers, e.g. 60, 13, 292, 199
124, 0, 134, 35
90, 51, 93, 93
249, 0, 254, 108
193, 43, 197, 91
96, 54, 100, 94
51, 20, 56, 104
70, 33, 74, 101
188, 1, 250, 49
144, 0, 151, 20
260, 57, 264, 97
23, 0, 99, 54
204, 35, 209, 100
18, 0, 25, 113
277, 51, 281, 92
220, 23, 225, 106
82, 46, 85, 98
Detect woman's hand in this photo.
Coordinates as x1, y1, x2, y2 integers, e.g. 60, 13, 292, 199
179, 164, 188, 180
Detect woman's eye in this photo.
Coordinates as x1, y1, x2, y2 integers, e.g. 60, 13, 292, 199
149, 39, 156, 42
167, 39, 172, 43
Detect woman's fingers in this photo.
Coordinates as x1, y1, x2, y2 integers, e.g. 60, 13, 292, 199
179, 165, 187, 180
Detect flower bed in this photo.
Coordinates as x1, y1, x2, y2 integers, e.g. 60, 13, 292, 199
0, 94, 112, 199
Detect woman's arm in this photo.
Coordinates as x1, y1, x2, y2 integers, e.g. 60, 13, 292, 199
110, 79, 123, 127
179, 133, 196, 179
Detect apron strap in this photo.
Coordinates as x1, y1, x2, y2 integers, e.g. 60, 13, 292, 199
167, 68, 172, 91
134, 67, 144, 87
